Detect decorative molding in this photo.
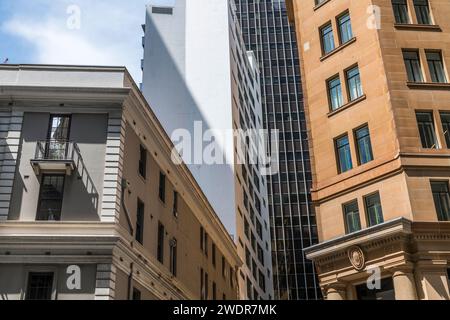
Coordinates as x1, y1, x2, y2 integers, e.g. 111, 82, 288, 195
348, 246, 365, 271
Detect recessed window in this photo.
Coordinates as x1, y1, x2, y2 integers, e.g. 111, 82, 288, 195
152, 7, 173, 15
132, 288, 141, 300
328, 76, 344, 111
136, 199, 145, 244
364, 193, 384, 227
416, 112, 439, 149
431, 181, 450, 221
343, 200, 362, 234
320, 23, 335, 55
355, 125, 374, 165
212, 282, 217, 300
426, 51, 447, 83
338, 12, 353, 44
440, 112, 450, 148
403, 50, 424, 82
139, 145, 147, 179
157, 222, 165, 263
212, 243, 216, 267
392, 0, 410, 24
159, 172, 166, 203
26, 272, 54, 300
346, 66, 363, 101
413, 0, 432, 25
335, 135, 353, 173
173, 191, 179, 217
170, 238, 178, 276
36, 175, 65, 221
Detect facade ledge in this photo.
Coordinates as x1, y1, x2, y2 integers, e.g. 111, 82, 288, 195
406, 82, 450, 90
394, 23, 442, 32
327, 94, 366, 118
320, 37, 357, 62
313, 0, 332, 11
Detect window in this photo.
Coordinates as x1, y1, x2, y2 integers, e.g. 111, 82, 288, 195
230, 267, 234, 288
36, 175, 65, 221
392, 0, 410, 24
431, 181, 450, 221
204, 232, 209, 257
132, 288, 141, 300
416, 112, 438, 149
414, 0, 431, 25
157, 222, 165, 263
200, 226, 204, 251
26, 272, 54, 300
170, 238, 177, 276
343, 200, 362, 234
152, 6, 173, 15
356, 278, 395, 300
426, 51, 447, 83
212, 243, 216, 267
328, 76, 344, 111
222, 257, 226, 278
139, 145, 147, 179
136, 199, 145, 244
338, 12, 353, 44
355, 125, 374, 164
403, 50, 424, 82
200, 269, 205, 300
440, 113, 450, 148
159, 172, 166, 203
364, 193, 384, 227
212, 282, 217, 300
335, 135, 353, 173
320, 23, 335, 55
46, 115, 71, 160
346, 66, 363, 101
204, 272, 209, 300
173, 191, 179, 217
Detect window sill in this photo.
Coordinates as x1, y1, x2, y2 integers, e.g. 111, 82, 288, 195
394, 23, 442, 32
407, 82, 450, 90
313, 0, 331, 11
320, 37, 356, 62
327, 95, 367, 118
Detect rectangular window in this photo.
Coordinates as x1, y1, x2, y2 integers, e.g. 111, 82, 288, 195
200, 268, 205, 300
132, 288, 141, 300
343, 200, 362, 234
403, 50, 424, 82
414, 0, 431, 25
173, 191, 179, 217
416, 112, 438, 149
440, 112, 450, 148
431, 181, 450, 221
200, 226, 204, 251
335, 135, 353, 173
338, 12, 353, 44
355, 125, 374, 164
26, 272, 54, 300
392, 0, 410, 24
170, 238, 177, 276
36, 175, 65, 221
364, 193, 384, 227
328, 76, 344, 111
320, 23, 335, 55
46, 115, 71, 160
159, 172, 166, 203
204, 232, 209, 257
212, 243, 216, 267
204, 272, 209, 300
136, 199, 145, 244
222, 257, 226, 278
212, 282, 217, 300
346, 66, 363, 101
426, 51, 447, 83
157, 222, 165, 263
139, 145, 147, 179
152, 6, 173, 15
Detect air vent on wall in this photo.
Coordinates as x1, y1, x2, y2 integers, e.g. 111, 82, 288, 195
152, 7, 173, 15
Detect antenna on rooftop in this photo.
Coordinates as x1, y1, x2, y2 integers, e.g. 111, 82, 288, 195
2, 58, 9, 64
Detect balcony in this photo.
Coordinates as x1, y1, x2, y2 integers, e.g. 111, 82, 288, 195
31, 140, 80, 175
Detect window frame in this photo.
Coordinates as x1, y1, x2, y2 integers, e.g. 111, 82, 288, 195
319, 21, 335, 55
36, 174, 66, 221
403, 49, 424, 82
430, 180, 450, 221
342, 199, 362, 234
157, 222, 165, 263
354, 124, 374, 165
345, 65, 364, 102
159, 172, 166, 203
138, 144, 147, 179
334, 134, 353, 174
425, 50, 448, 83
364, 192, 385, 227
392, 0, 411, 24
136, 198, 145, 244
337, 11, 353, 45
440, 112, 450, 148
24, 268, 57, 301
413, 0, 432, 25
416, 111, 439, 149
327, 74, 344, 111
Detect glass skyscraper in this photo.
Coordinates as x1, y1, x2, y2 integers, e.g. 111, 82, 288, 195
234, 0, 321, 300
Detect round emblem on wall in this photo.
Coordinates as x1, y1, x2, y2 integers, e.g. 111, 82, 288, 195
348, 246, 365, 271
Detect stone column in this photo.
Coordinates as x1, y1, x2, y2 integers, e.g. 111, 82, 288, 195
392, 268, 418, 300
326, 283, 347, 300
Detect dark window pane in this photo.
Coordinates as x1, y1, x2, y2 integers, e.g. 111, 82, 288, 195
403, 51, 424, 82
365, 193, 384, 227
356, 278, 395, 300
328, 76, 344, 110
136, 199, 145, 244
157, 222, 165, 263
170, 238, 178, 276
338, 12, 353, 44
26, 272, 54, 300
344, 200, 361, 233
355, 125, 374, 164
431, 182, 450, 221
440, 113, 450, 148
414, 0, 431, 24
139, 145, 147, 178
36, 175, 65, 221
320, 23, 335, 54
392, 0, 410, 24
159, 172, 166, 203
346, 66, 363, 101
132, 288, 141, 300
426, 51, 447, 83
336, 135, 353, 173
416, 112, 438, 148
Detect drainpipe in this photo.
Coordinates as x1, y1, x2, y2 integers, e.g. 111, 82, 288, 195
127, 262, 134, 300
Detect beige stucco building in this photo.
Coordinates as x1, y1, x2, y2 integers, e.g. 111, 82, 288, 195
287, 0, 450, 299
0, 65, 241, 300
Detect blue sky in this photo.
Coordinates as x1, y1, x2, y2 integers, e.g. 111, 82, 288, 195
0, 0, 175, 82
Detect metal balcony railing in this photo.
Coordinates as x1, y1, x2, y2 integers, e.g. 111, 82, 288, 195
34, 140, 78, 161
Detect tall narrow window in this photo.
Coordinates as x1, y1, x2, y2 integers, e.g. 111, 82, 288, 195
46, 115, 71, 160
136, 199, 145, 244
392, 0, 410, 24
204, 232, 209, 257
200, 226, 204, 251
431, 181, 450, 221
335, 135, 353, 173
204, 272, 209, 300
26, 272, 54, 300
343, 200, 362, 234
222, 256, 226, 278
416, 112, 438, 149
364, 193, 384, 227
139, 145, 147, 179
414, 0, 431, 25
132, 288, 141, 300
200, 268, 205, 300
173, 191, 179, 217
338, 12, 353, 44
212, 282, 217, 300
426, 51, 447, 83
355, 125, 374, 164
159, 172, 166, 203
36, 175, 65, 221
440, 112, 450, 148
212, 243, 216, 267
157, 222, 165, 263
403, 50, 424, 82
170, 238, 177, 276
328, 76, 344, 111
320, 23, 335, 55
346, 66, 363, 101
